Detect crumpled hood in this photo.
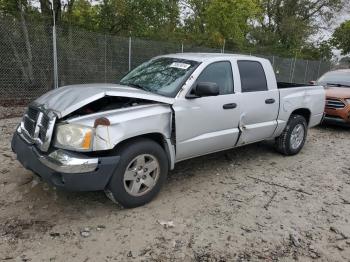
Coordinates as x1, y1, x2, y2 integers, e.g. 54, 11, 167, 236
325, 87, 350, 99
34, 83, 175, 118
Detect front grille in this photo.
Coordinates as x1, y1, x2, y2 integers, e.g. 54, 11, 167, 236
23, 115, 36, 137
325, 99, 345, 109
41, 114, 50, 128
21, 105, 55, 151
39, 114, 50, 141
27, 107, 39, 120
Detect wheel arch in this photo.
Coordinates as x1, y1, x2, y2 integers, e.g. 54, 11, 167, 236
290, 108, 311, 125
113, 132, 175, 170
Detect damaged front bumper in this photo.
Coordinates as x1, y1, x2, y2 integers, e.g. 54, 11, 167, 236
37, 149, 99, 174
11, 132, 119, 191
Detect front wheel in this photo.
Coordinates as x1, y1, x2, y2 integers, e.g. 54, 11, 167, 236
275, 114, 308, 156
105, 138, 168, 208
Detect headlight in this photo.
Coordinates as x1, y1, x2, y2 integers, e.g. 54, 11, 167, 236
346, 99, 350, 104
54, 124, 94, 151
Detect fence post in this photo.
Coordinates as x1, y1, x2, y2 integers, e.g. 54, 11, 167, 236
128, 36, 132, 71
317, 60, 322, 78
291, 56, 297, 83
181, 41, 184, 53
272, 56, 275, 68
222, 39, 225, 53
289, 58, 294, 82
104, 34, 107, 83
52, 3, 58, 89
304, 60, 309, 83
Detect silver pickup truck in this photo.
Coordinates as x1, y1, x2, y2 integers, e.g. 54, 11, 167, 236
12, 53, 325, 207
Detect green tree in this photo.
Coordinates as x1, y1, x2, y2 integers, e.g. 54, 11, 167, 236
97, 0, 180, 39
338, 56, 350, 68
0, 0, 345, 60
205, 0, 260, 49
0, 0, 40, 19
181, 0, 210, 35
297, 41, 333, 60
63, 0, 98, 31
181, 0, 260, 48
332, 20, 350, 55
251, 0, 344, 57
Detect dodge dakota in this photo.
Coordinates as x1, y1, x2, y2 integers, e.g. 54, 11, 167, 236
12, 53, 325, 207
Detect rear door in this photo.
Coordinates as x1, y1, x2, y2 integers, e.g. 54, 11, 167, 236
173, 61, 241, 161
236, 60, 279, 145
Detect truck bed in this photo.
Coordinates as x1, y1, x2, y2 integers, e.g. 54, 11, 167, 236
275, 83, 325, 136
277, 82, 314, 89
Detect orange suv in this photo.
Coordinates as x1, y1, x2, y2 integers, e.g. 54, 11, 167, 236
317, 69, 350, 124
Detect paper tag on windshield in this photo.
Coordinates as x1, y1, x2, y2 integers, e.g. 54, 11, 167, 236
169, 62, 191, 70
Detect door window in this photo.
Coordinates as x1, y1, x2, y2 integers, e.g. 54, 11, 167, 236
238, 61, 268, 92
196, 61, 234, 95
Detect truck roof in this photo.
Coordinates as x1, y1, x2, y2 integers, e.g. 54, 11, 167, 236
330, 69, 350, 73
159, 53, 262, 62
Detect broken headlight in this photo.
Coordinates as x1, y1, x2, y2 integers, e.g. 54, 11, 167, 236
54, 124, 94, 151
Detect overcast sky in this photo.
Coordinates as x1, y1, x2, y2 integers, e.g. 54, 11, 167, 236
319, 8, 350, 58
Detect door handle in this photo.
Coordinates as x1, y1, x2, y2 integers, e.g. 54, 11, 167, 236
265, 98, 275, 104
223, 103, 237, 109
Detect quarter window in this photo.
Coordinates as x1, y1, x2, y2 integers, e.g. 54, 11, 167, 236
196, 61, 234, 95
238, 61, 268, 92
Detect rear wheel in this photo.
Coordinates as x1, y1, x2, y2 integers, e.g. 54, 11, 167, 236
105, 138, 168, 208
275, 114, 307, 156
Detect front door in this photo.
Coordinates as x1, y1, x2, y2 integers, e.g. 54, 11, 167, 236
173, 61, 241, 161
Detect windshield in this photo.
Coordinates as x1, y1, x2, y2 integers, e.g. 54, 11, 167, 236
317, 71, 350, 87
120, 57, 199, 97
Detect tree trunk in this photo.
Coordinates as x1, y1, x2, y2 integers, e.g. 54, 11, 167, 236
39, 0, 51, 18
18, 0, 34, 84
6, 28, 28, 83
39, 0, 62, 24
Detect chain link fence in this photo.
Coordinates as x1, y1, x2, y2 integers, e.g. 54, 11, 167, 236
0, 16, 332, 102
0, 16, 54, 101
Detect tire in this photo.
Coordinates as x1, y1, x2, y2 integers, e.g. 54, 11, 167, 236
105, 138, 168, 208
275, 114, 308, 156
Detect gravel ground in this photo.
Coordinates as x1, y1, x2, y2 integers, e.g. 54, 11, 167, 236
0, 115, 350, 262
0, 106, 26, 120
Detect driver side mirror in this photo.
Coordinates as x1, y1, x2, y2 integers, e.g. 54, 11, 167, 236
187, 82, 219, 98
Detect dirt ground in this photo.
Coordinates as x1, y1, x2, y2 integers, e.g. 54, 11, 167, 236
0, 114, 350, 262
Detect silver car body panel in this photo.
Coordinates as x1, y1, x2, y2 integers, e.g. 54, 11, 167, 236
273, 86, 325, 136
35, 83, 174, 118
66, 103, 172, 147
20, 53, 325, 171
173, 95, 241, 161
64, 103, 176, 169
169, 54, 324, 160
171, 56, 280, 149
233, 59, 280, 145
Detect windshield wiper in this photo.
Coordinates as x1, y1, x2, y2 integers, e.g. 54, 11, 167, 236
326, 83, 350, 88
120, 82, 153, 92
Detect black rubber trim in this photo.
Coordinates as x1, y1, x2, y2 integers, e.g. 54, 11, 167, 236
223, 103, 237, 109
265, 98, 275, 104
12, 132, 119, 191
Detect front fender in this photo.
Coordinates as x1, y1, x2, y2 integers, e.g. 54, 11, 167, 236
67, 103, 172, 151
